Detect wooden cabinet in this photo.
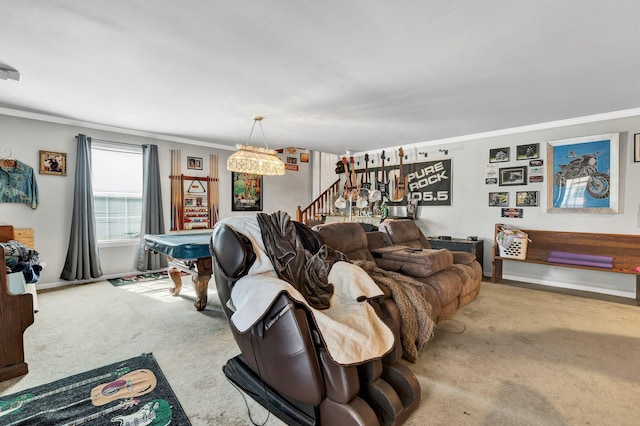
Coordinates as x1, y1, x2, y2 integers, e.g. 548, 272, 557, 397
183, 177, 209, 230
171, 175, 214, 231
426, 237, 485, 276
1, 227, 35, 381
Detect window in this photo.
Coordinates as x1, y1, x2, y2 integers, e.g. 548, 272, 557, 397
92, 142, 143, 242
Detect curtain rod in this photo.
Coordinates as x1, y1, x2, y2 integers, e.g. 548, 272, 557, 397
91, 137, 143, 149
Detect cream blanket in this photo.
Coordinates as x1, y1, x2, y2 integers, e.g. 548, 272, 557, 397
218, 216, 394, 365
230, 262, 394, 365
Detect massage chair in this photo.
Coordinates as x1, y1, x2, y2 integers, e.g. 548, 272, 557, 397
209, 220, 420, 426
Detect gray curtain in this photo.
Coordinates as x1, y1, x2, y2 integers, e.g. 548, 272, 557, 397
137, 144, 167, 271
60, 134, 103, 280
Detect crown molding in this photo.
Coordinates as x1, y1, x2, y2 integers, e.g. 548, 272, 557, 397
354, 107, 640, 157
0, 106, 236, 151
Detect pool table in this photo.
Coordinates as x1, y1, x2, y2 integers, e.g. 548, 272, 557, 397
143, 233, 213, 311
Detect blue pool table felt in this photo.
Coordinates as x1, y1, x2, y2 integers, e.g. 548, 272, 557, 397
144, 233, 212, 260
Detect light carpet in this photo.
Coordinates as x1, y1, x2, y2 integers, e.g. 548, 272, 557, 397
1, 277, 638, 425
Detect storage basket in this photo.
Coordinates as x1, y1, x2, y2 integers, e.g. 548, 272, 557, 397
496, 226, 529, 260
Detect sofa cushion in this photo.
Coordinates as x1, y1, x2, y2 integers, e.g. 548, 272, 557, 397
379, 219, 430, 248
372, 247, 453, 278
419, 268, 463, 308
451, 251, 477, 265
366, 231, 388, 251
313, 222, 374, 262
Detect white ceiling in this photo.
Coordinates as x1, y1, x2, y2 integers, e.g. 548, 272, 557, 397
1, 1, 640, 155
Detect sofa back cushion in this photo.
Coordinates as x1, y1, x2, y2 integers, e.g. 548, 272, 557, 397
313, 222, 374, 261
379, 219, 431, 249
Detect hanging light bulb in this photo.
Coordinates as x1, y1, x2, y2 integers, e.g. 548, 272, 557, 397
367, 188, 382, 202
356, 195, 369, 209
335, 196, 348, 209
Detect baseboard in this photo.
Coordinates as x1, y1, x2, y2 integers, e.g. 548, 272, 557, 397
492, 276, 637, 305
36, 268, 168, 291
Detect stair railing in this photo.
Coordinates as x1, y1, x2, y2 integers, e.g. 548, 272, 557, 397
296, 179, 341, 225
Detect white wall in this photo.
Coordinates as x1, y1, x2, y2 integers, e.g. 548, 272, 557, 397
0, 114, 312, 287
400, 116, 640, 299
3, 111, 639, 299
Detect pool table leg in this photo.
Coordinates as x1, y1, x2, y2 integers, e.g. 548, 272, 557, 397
168, 266, 183, 296
167, 256, 213, 311
192, 273, 210, 311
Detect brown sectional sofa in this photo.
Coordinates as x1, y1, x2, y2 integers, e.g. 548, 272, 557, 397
314, 219, 482, 324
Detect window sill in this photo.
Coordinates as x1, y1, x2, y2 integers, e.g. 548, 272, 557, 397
98, 239, 140, 248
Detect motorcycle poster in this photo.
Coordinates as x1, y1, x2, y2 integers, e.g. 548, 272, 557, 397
547, 133, 619, 213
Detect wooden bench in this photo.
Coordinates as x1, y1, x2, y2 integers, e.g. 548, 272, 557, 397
491, 224, 640, 305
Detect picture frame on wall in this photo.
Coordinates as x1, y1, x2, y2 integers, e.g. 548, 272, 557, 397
516, 143, 539, 160
232, 171, 263, 211
635, 133, 640, 163
516, 191, 539, 207
39, 150, 67, 176
489, 147, 510, 163
546, 133, 619, 213
489, 192, 509, 207
501, 208, 524, 218
498, 166, 527, 186
187, 156, 203, 170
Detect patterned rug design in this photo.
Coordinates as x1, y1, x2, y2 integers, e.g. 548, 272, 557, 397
0, 353, 191, 425
108, 272, 174, 286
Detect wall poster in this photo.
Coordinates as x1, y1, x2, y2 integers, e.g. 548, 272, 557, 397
546, 133, 618, 213
404, 158, 452, 206
232, 171, 262, 211
358, 158, 452, 206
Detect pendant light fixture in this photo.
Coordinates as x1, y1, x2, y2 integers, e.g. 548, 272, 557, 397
226, 116, 286, 176
334, 187, 382, 222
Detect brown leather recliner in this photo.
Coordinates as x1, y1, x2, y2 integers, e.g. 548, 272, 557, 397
378, 219, 482, 312
210, 218, 421, 426
314, 220, 481, 325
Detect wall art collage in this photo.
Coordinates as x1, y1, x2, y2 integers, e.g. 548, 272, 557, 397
486, 143, 542, 219
487, 133, 622, 217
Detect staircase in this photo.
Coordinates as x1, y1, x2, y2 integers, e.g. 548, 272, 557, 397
296, 179, 341, 226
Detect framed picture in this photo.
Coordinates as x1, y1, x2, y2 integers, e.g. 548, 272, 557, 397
187, 156, 203, 170
516, 191, 539, 207
232, 171, 263, 211
516, 143, 539, 160
489, 192, 509, 207
546, 133, 619, 213
499, 166, 527, 186
300, 152, 309, 163
501, 208, 524, 218
634, 133, 640, 163
39, 150, 67, 176
489, 147, 510, 163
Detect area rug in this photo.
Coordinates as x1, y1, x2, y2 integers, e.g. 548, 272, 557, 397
108, 271, 173, 286
0, 353, 191, 425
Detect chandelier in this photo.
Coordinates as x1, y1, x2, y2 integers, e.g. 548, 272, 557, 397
227, 116, 286, 176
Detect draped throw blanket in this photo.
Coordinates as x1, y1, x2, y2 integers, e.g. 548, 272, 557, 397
229, 262, 395, 365
256, 211, 345, 309
352, 260, 435, 362
217, 214, 395, 365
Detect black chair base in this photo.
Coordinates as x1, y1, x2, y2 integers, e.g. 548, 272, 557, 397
223, 355, 317, 426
